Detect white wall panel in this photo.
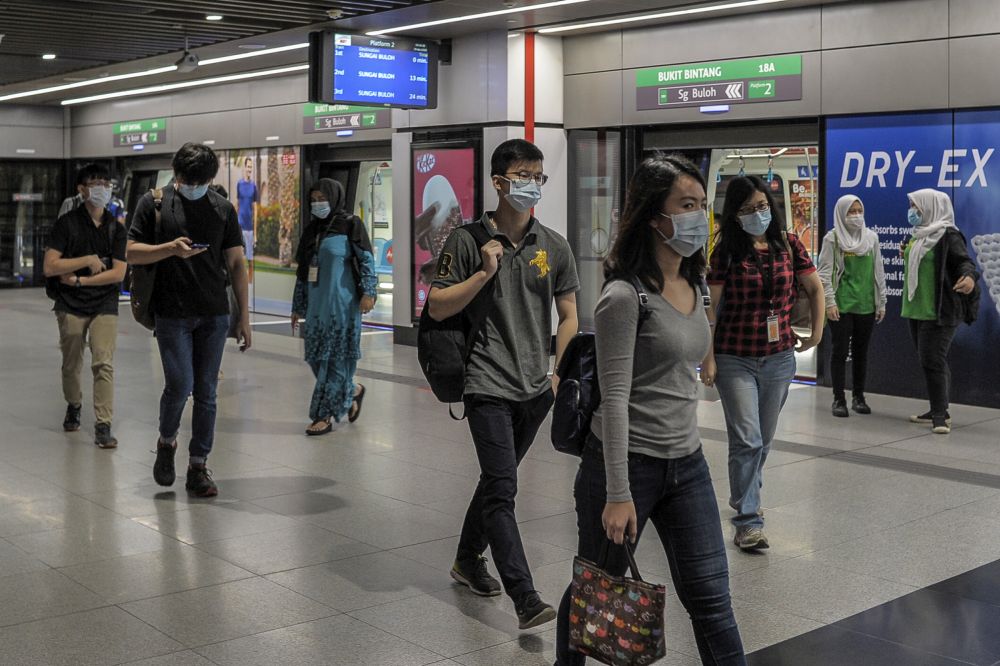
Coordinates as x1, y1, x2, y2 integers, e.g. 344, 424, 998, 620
821, 0, 948, 48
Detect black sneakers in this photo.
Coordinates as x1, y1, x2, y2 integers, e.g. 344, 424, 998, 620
63, 403, 81, 432
186, 464, 218, 497
515, 591, 556, 630
451, 556, 501, 597
831, 398, 849, 418
910, 410, 951, 425
931, 415, 952, 435
852, 395, 872, 415
153, 440, 177, 486
94, 423, 117, 449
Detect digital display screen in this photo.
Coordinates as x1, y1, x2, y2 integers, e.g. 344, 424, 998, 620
309, 32, 438, 110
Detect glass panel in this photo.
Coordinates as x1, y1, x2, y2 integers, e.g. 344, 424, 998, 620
354, 160, 393, 325
251, 146, 302, 316
566, 130, 622, 331
0, 161, 64, 288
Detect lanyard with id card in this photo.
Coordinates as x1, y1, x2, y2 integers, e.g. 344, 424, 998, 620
308, 254, 319, 283
753, 247, 781, 343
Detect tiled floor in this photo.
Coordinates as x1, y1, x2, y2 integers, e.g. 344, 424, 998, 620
1, 288, 1000, 665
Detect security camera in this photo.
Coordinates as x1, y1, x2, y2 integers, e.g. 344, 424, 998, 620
502, 1, 517, 7
326, 9, 344, 19
175, 51, 199, 73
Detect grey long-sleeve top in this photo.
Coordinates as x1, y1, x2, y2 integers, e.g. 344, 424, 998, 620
816, 230, 888, 312
590, 279, 711, 502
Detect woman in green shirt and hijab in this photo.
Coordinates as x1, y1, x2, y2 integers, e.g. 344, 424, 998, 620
901, 188, 979, 435
818, 195, 887, 418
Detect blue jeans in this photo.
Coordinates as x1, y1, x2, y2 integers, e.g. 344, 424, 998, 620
457, 390, 555, 602
714, 350, 795, 529
555, 438, 745, 665
155, 315, 229, 462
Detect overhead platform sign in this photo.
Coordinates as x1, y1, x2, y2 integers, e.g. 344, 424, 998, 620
636, 55, 802, 110
302, 103, 391, 134
113, 118, 167, 147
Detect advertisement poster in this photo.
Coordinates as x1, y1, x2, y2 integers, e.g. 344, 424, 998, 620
227, 150, 260, 272
411, 145, 477, 320
252, 145, 301, 316
825, 112, 999, 408
788, 179, 817, 254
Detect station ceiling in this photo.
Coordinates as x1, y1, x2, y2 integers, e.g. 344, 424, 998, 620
0, 0, 844, 105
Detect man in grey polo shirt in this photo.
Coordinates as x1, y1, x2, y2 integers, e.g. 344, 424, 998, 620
428, 139, 579, 630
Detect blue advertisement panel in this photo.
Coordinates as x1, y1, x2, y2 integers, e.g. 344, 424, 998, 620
825, 112, 999, 408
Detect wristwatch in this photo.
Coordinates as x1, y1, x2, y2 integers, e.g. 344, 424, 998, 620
74, 275, 81, 288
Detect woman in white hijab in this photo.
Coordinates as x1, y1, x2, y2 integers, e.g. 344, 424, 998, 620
901, 188, 979, 435
817, 195, 887, 417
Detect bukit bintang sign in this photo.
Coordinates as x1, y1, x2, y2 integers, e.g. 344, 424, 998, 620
636, 55, 802, 110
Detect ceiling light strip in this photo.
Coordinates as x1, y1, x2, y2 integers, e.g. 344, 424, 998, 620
0, 42, 309, 103
61, 64, 308, 106
538, 0, 791, 34
0, 65, 179, 102
199, 42, 308, 66
366, 0, 593, 36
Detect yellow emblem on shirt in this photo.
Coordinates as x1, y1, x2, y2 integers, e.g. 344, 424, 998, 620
530, 249, 550, 278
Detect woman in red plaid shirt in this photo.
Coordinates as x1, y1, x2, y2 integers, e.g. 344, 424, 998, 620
701, 176, 825, 552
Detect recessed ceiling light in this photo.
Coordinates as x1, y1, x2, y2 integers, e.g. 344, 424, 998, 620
367, 0, 592, 36
206, 15, 223, 21
42, 54, 57, 60
0, 65, 178, 102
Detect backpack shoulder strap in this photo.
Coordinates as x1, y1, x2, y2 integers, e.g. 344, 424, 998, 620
150, 189, 163, 242
627, 276, 651, 333
697, 276, 711, 309
460, 220, 492, 248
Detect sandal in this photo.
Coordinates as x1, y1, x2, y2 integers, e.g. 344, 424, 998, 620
349, 384, 366, 423
305, 418, 333, 436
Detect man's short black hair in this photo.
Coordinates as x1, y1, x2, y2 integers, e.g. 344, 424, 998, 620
172, 142, 219, 184
490, 139, 544, 177
76, 163, 110, 186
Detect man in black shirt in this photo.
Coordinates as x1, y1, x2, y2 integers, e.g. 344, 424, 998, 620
44, 163, 127, 449
127, 143, 251, 497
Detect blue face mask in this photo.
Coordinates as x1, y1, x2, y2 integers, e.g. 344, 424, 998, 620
655, 210, 709, 257
738, 209, 772, 236
907, 208, 922, 227
502, 178, 542, 213
311, 202, 331, 219
178, 183, 209, 200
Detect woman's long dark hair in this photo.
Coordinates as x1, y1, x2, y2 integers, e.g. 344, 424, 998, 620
604, 153, 708, 291
712, 175, 787, 268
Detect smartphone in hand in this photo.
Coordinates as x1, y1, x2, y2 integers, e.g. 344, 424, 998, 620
190, 243, 209, 249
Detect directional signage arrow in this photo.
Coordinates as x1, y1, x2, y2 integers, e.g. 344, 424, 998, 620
725, 83, 743, 99
350, 115, 361, 127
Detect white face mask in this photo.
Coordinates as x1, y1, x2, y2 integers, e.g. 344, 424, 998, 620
87, 185, 112, 208
655, 209, 709, 257
845, 213, 865, 228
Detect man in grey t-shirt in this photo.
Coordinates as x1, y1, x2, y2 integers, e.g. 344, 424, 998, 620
427, 139, 579, 630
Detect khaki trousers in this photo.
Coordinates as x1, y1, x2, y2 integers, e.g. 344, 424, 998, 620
56, 312, 118, 425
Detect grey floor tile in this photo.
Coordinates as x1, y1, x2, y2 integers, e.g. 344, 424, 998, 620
121, 577, 336, 648
0, 569, 108, 627
122, 651, 216, 666
0, 605, 182, 665
349, 593, 535, 658
83, 483, 242, 519
266, 550, 453, 611
0, 536, 52, 578
58, 541, 254, 604
133, 501, 303, 545
392, 535, 576, 574
729, 597, 826, 654
194, 614, 443, 666
195, 524, 377, 574
8, 516, 173, 567
0, 494, 121, 537
729, 556, 916, 625
302, 502, 461, 550
451, 629, 555, 665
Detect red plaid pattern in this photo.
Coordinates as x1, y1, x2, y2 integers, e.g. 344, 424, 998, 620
708, 233, 816, 357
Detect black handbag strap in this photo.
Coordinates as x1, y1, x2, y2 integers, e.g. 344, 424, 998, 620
597, 538, 644, 582
458, 221, 498, 363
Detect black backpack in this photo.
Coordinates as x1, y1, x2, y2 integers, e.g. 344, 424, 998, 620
551, 276, 711, 456
417, 221, 496, 415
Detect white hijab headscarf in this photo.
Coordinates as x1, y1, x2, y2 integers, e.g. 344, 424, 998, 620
906, 188, 957, 300
833, 194, 877, 255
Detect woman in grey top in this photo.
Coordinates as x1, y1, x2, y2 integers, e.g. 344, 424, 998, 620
555, 155, 745, 665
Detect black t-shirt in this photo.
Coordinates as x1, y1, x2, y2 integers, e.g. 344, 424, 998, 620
128, 187, 243, 318
47, 205, 127, 316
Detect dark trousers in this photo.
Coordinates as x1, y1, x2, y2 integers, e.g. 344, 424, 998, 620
555, 438, 746, 666
828, 312, 876, 400
457, 390, 555, 601
908, 319, 958, 416
155, 315, 229, 461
